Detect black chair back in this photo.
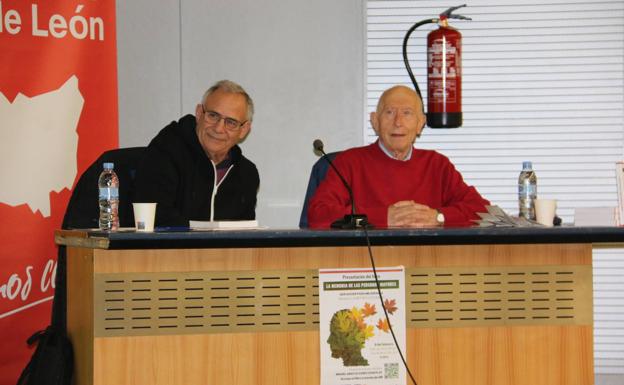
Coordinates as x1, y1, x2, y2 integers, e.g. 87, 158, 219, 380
299, 151, 339, 228
63, 147, 146, 229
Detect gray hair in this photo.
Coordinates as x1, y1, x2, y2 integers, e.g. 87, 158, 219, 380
201, 80, 255, 121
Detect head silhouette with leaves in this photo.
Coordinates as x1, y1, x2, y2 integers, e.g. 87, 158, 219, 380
326, 300, 398, 366
327, 306, 375, 366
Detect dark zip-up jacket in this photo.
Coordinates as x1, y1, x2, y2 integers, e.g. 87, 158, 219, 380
134, 114, 259, 226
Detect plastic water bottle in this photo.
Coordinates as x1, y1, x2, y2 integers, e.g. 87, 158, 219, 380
518, 161, 537, 220
98, 162, 119, 230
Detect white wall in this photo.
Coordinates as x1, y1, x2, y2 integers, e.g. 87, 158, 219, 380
117, 0, 182, 145
116, 0, 365, 227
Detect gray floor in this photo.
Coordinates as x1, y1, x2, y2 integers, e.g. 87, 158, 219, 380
596, 374, 624, 385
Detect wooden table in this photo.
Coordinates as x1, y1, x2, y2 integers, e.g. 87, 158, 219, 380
56, 226, 624, 385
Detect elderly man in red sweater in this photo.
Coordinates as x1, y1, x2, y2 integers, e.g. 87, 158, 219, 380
307, 85, 489, 228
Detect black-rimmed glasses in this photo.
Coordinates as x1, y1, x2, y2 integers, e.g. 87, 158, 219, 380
201, 105, 246, 131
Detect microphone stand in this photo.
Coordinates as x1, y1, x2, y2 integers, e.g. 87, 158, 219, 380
314, 140, 370, 229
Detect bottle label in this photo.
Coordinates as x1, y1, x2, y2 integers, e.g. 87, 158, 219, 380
99, 187, 119, 200
518, 184, 536, 197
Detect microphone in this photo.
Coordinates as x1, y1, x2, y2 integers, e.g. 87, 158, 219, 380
313, 139, 369, 229
312, 139, 324, 153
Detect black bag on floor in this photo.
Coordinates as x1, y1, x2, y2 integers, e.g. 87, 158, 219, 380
15, 326, 74, 385
16, 246, 73, 385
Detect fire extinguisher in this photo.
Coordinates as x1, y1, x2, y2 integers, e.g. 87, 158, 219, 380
402, 4, 471, 128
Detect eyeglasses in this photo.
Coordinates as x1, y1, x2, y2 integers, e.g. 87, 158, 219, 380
201, 105, 246, 131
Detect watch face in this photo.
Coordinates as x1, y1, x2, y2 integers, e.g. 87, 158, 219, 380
437, 212, 445, 223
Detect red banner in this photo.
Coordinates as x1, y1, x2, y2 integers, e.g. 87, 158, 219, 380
0, 1, 117, 383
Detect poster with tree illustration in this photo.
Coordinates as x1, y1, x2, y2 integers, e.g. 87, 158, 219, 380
319, 267, 406, 385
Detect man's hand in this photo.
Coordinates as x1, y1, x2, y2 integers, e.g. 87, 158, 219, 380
387, 200, 440, 228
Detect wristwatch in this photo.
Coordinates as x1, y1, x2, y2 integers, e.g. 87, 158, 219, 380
436, 210, 445, 225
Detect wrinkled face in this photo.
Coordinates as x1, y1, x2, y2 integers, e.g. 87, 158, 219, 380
195, 89, 251, 162
370, 86, 426, 160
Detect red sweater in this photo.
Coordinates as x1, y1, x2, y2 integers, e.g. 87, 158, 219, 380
307, 143, 489, 228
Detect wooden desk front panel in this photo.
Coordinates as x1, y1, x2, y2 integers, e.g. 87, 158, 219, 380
67, 243, 593, 385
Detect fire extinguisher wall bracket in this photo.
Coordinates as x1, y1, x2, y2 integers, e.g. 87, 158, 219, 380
402, 4, 471, 129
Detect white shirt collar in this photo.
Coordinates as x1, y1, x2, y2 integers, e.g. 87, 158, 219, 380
378, 141, 413, 161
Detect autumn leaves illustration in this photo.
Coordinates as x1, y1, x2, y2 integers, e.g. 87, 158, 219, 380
327, 299, 398, 366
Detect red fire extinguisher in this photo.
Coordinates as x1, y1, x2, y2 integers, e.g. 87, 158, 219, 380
402, 5, 471, 128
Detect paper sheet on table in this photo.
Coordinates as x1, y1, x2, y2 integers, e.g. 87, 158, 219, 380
189, 220, 264, 230
473, 205, 543, 227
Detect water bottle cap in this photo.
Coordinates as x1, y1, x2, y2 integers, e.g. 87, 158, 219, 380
522, 161, 532, 170
103, 162, 114, 170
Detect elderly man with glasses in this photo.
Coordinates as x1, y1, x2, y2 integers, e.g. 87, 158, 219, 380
134, 79, 259, 226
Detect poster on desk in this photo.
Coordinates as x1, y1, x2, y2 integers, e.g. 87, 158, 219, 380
319, 266, 407, 385
0, 1, 118, 383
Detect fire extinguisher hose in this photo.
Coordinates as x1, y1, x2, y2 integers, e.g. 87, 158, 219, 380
402, 18, 437, 100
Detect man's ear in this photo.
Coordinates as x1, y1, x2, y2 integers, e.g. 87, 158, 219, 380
238, 121, 251, 141
415, 111, 426, 137
195, 104, 203, 123
370, 111, 379, 135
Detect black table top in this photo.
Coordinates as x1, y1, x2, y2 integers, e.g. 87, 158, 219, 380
55, 225, 624, 250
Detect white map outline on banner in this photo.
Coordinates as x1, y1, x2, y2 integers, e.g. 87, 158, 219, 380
0, 76, 83, 216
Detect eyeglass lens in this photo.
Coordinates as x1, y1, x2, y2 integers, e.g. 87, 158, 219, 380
203, 107, 242, 130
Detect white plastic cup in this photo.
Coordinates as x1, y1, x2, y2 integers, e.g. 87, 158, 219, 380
133, 203, 157, 232
535, 199, 557, 227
